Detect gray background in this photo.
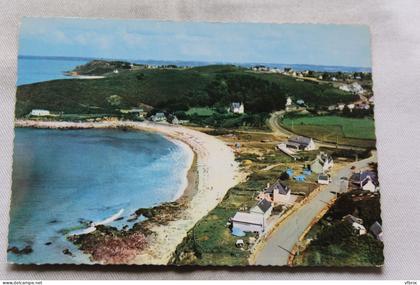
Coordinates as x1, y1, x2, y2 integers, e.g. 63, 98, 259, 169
0, 0, 419, 280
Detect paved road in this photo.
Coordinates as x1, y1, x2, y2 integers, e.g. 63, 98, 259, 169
253, 152, 376, 266
268, 111, 366, 151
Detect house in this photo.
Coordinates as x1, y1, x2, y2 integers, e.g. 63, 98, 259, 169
151, 112, 166, 122
350, 171, 379, 192
361, 176, 378, 192
337, 103, 346, 111
339, 82, 364, 95
260, 180, 291, 205
230, 102, 245, 114
250, 199, 273, 221
171, 116, 179, 125
231, 212, 265, 234
317, 174, 331, 185
370, 221, 383, 241
287, 136, 316, 151
310, 152, 334, 174
30, 109, 50, 116
286, 97, 292, 107
347, 103, 355, 111
328, 105, 336, 111
113, 69, 119, 74
355, 102, 370, 110
342, 215, 366, 235
342, 214, 363, 225
120, 108, 145, 118
296, 99, 305, 106
352, 222, 367, 235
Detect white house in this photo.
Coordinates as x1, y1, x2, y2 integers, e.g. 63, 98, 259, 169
171, 116, 180, 125
317, 174, 331, 185
352, 222, 367, 235
310, 152, 334, 174
30, 109, 50, 116
230, 102, 244, 114
296, 99, 305, 106
231, 212, 265, 234
151, 112, 166, 122
287, 136, 316, 151
113, 69, 119, 74
337, 103, 346, 111
361, 176, 378, 192
339, 82, 365, 95
250, 199, 273, 221
347, 103, 355, 111
286, 97, 292, 107
350, 171, 379, 192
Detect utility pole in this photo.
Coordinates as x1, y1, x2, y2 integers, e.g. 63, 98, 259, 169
336, 135, 338, 149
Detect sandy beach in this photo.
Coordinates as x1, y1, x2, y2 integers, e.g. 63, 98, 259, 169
15, 119, 244, 265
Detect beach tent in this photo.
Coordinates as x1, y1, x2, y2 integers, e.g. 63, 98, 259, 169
302, 169, 312, 176
294, 175, 306, 182
286, 168, 294, 177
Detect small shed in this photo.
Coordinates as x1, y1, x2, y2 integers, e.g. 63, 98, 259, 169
231, 212, 265, 234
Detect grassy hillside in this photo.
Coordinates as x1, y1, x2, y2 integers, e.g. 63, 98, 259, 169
15, 62, 358, 118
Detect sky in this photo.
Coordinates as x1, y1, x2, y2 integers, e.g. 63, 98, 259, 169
19, 17, 372, 68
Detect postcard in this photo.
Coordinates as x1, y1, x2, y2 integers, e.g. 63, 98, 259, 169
8, 17, 383, 266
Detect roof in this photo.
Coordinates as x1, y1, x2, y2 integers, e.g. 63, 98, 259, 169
154, 112, 166, 118
370, 221, 383, 236
231, 212, 263, 225
285, 142, 301, 148
265, 180, 290, 195
231, 102, 242, 108
129, 108, 144, 112
318, 174, 329, 181
343, 214, 363, 224
350, 171, 379, 186
288, 136, 312, 147
254, 199, 272, 213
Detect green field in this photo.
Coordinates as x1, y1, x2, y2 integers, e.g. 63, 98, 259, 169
281, 115, 376, 148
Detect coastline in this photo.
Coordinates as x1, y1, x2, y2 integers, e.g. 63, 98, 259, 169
14, 119, 244, 265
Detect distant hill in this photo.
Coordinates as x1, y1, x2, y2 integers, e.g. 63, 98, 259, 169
70, 60, 144, 76
15, 61, 358, 118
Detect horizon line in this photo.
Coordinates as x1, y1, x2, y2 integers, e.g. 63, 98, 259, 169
18, 54, 372, 71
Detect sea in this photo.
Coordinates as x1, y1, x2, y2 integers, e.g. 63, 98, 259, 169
16, 55, 371, 86
8, 128, 192, 264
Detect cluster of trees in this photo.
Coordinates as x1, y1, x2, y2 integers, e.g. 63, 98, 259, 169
158, 74, 287, 114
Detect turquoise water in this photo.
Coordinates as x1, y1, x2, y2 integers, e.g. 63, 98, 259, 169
17, 56, 88, 86
8, 128, 191, 264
